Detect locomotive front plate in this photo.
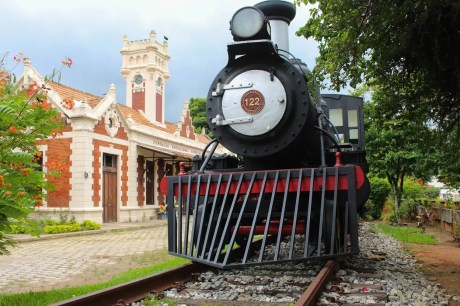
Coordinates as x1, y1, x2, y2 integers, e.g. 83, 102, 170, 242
220, 69, 287, 136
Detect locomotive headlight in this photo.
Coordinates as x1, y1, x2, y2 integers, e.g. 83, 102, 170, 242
230, 7, 270, 41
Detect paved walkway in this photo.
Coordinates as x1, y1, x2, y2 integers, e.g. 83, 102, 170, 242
0, 220, 168, 294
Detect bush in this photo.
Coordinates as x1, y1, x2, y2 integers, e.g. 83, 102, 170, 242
424, 185, 440, 199
399, 199, 418, 220
381, 200, 398, 223
43, 219, 59, 226
403, 178, 426, 200
7, 218, 101, 235
81, 220, 101, 231
44, 223, 81, 234
7, 224, 28, 234
4, 219, 45, 235
365, 177, 391, 219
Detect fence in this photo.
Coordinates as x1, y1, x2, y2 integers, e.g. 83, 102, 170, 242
418, 204, 460, 240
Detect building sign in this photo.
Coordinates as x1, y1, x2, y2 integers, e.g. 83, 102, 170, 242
152, 139, 201, 156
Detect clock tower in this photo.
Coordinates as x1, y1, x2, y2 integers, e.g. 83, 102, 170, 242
121, 31, 170, 124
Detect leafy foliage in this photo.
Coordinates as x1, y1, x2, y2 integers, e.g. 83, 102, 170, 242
81, 220, 101, 231
436, 129, 460, 188
0, 55, 69, 254
44, 223, 81, 234
364, 99, 437, 221
296, 0, 460, 187
296, 0, 459, 129
189, 97, 209, 135
365, 176, 391, 220
5, 217, 101, 235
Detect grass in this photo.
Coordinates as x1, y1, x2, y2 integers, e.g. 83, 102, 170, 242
375, 224, 438, 245
0, 257, 189, 306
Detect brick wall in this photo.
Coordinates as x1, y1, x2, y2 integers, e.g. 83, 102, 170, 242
133, 91, 145, 112
179, 108, 195, 140
93, 120, 128, 140
36, 138, 72, 207
156, 93, 162, 122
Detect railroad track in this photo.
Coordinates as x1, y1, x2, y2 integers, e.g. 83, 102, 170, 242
51, 226, 394, 306
49, 222, 457, 305
51, 259, 337, 306
49, 263, 207, 306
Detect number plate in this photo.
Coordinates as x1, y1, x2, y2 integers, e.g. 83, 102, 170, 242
241, 90, 265, 115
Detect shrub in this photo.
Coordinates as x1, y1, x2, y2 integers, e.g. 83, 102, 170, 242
364, 200, 377, 220
43, 219, 59, 226
366, 177, 391, 219
424, 185, 440, 199
381, 200, 398, 223
44, 223, 81, 234
81, 220, 101, 231
403, 177, 426, 200
4, 219, 44, 235
7, 224, 27, 234
399, 198, 418, 220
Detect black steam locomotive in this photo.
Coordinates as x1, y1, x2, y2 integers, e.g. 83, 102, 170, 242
162, 0, 370, 268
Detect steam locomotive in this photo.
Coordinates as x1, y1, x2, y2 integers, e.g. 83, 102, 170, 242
162, 0, 370, 268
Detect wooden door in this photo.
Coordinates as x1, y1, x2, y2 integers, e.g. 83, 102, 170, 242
103, 154, 118, 223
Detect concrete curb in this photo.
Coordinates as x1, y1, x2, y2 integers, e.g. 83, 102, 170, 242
8, 221, 167, 244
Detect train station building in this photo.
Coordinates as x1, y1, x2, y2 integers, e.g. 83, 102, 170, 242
15, 31, 219, 223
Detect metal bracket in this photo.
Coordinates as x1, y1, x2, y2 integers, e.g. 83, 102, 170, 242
212, 82, 253, 96
211, 114, 253, 126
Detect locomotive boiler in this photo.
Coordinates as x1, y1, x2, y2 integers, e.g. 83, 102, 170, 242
162, 0, 370, 268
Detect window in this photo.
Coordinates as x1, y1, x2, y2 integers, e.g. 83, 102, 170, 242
348, 110, 358, 128
329, 109, 343, 126
103, 154, 117, 168
349, 129, 359, 144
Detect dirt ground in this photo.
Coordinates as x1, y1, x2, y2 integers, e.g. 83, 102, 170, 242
406, 223, 460, 305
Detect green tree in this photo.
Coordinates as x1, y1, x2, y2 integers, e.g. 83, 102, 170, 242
0, 54, 70, 254
365, 99, 437, 222
296, 0, 460, 187
296, 0, 459, 129
436, 129, 460, 188
189, 97, 208, 135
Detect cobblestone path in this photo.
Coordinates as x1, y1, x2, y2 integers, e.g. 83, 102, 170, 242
0, 226, 168, 293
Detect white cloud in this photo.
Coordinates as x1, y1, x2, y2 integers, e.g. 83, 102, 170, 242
2, 0, 320, 122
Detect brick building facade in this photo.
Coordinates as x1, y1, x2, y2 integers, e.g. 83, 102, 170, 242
16, 32, 219, 223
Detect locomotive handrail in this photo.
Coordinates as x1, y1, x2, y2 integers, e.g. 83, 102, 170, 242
198, 139, 219, 173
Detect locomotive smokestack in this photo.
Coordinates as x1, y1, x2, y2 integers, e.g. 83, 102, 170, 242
254, 0, 296, 55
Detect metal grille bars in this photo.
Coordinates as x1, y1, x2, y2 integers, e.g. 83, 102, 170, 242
166, 165, 361, 268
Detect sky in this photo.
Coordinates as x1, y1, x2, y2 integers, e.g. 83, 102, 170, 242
2, 0, 323, 123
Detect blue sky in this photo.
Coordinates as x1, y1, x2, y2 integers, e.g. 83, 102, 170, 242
2, 0, 321, 123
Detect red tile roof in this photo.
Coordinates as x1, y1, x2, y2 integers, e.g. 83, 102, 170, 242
49, 81, 101, 108
117, 103, 210, 145
48, 81, 210, 145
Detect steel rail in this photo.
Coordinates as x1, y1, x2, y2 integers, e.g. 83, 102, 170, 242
50, 262, 207, 306
295, 259, 338, 306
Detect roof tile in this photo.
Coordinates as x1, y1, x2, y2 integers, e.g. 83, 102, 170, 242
49, 81, 101, 108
